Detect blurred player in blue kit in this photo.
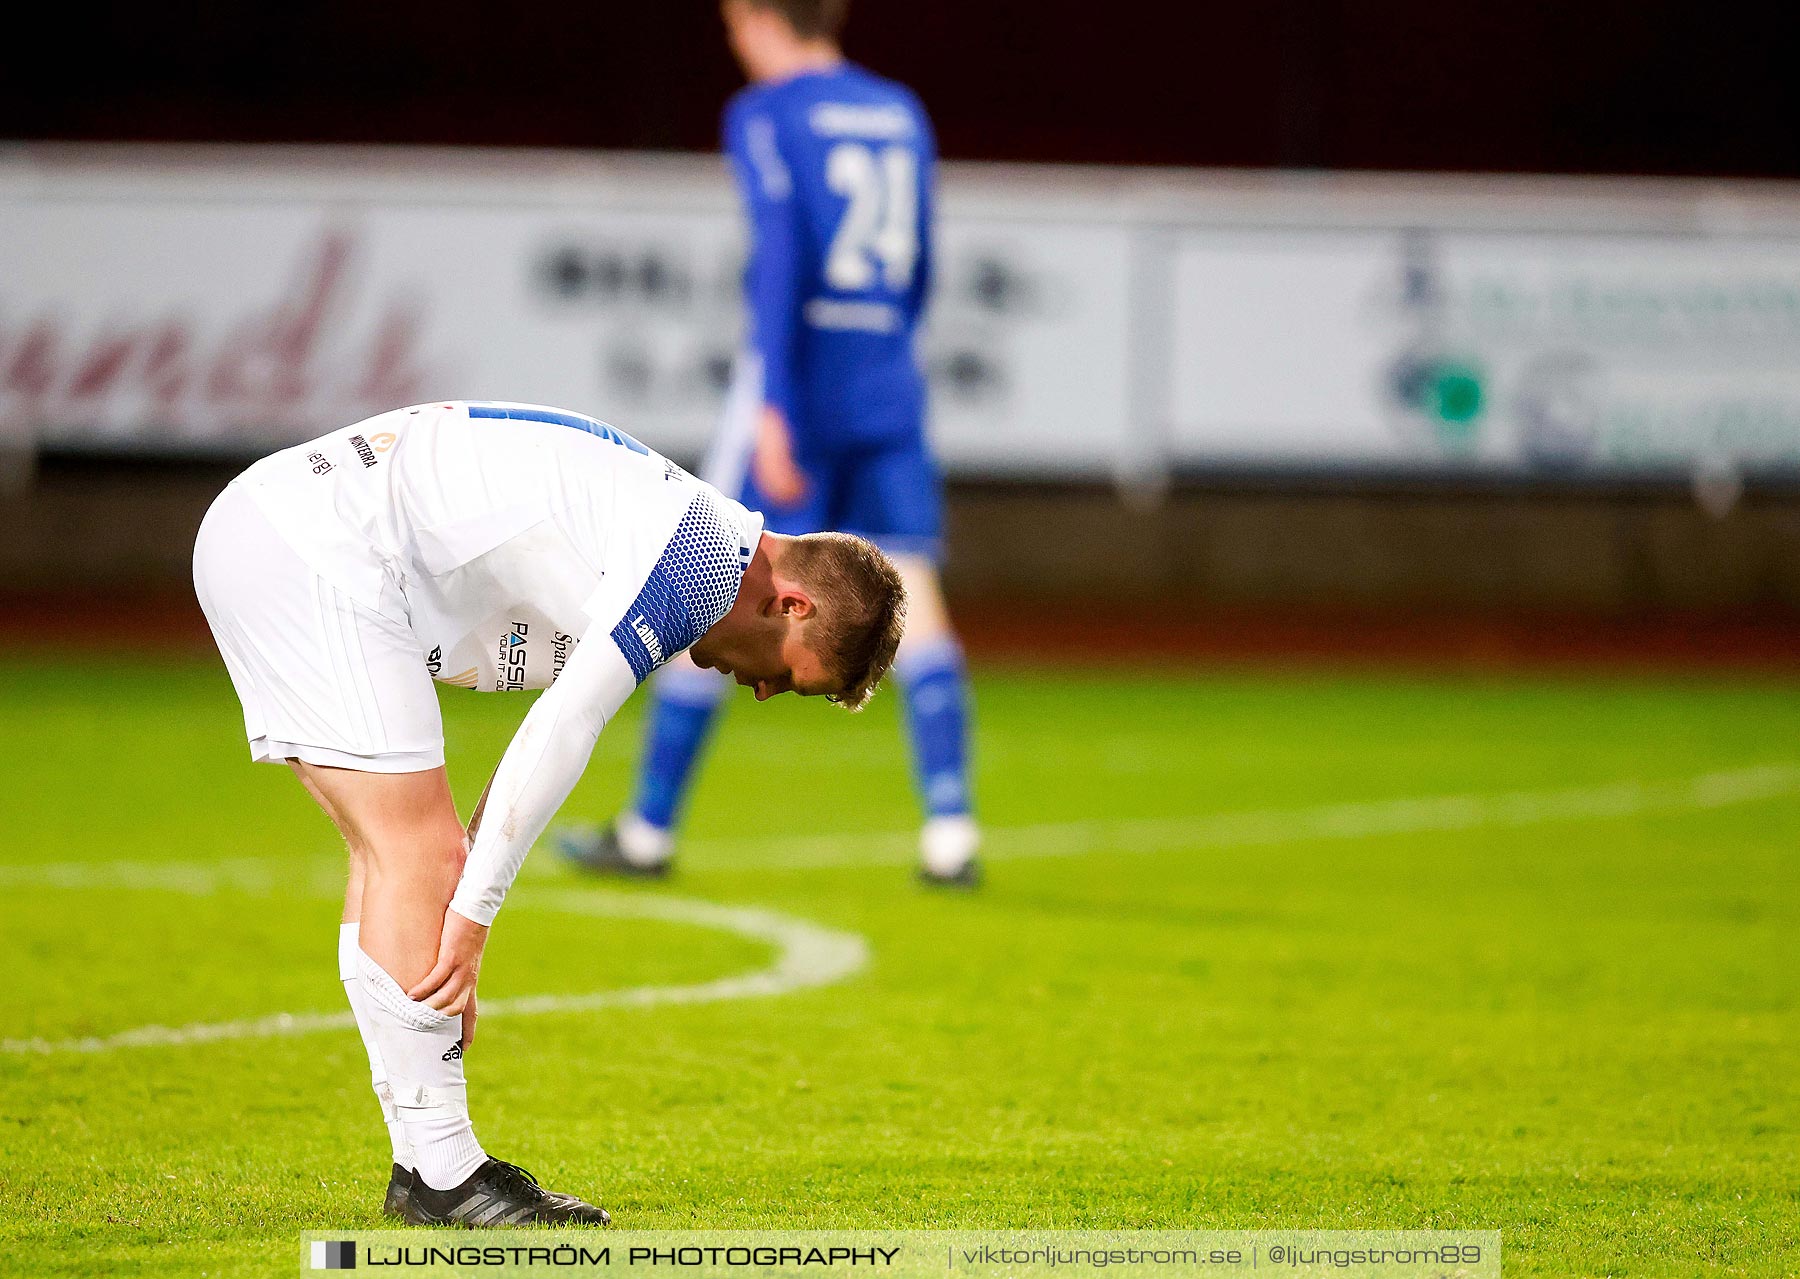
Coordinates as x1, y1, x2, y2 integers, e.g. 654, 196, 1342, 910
558, 0, 979, 884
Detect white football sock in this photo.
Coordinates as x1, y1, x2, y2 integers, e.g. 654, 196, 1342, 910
617, 810, 675, 867
356, 947, 488, 1191
337, 923, 411, 1168
921, 813, 981, 876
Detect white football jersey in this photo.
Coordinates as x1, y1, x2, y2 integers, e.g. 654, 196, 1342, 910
234, 401, 764, 694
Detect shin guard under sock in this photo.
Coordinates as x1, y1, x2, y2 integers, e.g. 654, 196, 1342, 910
337, 923, 410, 1168
355, 948, 487, 1191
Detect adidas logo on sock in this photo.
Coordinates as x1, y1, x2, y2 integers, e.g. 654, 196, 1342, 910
441, 1043, 463, 1062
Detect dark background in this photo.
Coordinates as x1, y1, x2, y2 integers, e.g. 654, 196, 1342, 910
6, 1, 1795, 177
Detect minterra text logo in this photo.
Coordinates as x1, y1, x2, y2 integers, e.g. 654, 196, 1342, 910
309, 1239, 356, 1269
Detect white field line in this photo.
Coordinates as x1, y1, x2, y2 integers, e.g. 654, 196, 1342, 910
682, 762, 1800, 869
0, 855, 342, 897
0, 891, 869, 1056
4, 764, 1795, 892
2, 762, 1792, 1055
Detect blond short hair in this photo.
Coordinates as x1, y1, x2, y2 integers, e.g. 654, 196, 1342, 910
742, 0, 850, 39
785, 532, 906, 710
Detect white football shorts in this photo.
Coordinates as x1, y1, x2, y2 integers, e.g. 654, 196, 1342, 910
192, 482, 445, 772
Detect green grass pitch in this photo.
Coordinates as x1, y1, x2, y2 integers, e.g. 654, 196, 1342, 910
0, 656, 1795, 1276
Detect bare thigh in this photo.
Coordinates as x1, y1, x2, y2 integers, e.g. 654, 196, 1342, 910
291, 763, 370, 926
289, 761, 467, 986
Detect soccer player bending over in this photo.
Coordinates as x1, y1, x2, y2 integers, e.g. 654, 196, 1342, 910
193, 400, 904, 1226
558, 0, 979, 886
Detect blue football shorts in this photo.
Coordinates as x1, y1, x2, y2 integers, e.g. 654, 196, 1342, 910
701, 355, 945, 561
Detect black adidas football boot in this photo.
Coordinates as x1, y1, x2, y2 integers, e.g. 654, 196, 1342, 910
400, 1158, 610, 1227
555, 823, 672, 879
918, 859, 983, 889
383, 1163, 414, 1219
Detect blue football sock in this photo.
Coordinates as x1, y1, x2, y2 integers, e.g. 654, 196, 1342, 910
896, 636, 974, 818
632, 667, 727, 831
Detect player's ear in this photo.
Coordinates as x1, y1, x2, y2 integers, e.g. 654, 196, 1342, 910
776, 586, 817, 620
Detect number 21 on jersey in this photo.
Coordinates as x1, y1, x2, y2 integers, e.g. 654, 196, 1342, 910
824, 142, 918, 293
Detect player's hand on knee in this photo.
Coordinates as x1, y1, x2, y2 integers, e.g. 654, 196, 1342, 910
407, 908, 490, 1016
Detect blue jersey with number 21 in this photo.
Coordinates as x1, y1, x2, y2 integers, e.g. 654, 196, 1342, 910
724, 63, 935, 453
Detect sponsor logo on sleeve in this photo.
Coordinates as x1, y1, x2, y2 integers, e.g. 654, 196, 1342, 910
349, 433, 378, 468
630, 615, 664, 667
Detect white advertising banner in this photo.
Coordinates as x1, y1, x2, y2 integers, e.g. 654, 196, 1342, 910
4, 147, 1800, 480
0, 150, 1135, 474
1170, 226, 1800, 476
